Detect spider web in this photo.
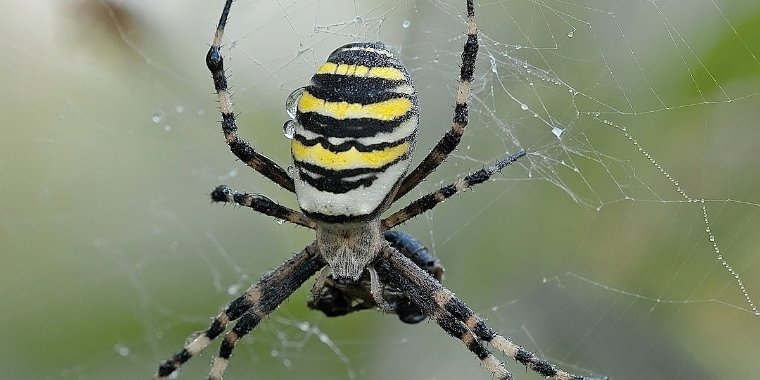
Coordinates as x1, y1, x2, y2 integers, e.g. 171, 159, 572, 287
2, 0, 759, 379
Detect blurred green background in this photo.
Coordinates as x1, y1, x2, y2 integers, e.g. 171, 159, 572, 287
1, 1, 759, 379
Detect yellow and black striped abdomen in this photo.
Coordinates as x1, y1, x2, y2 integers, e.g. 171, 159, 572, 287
292, 42, 418, 223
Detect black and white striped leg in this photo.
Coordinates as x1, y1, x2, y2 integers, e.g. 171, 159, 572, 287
376, 244, 510, 379
394, 0, 478, 201
376, 244, 607, 380
211, 185, 316, 229
383, 150, 526, 229
435, 289, 608, 380
206, 0, 295, 193
383, 230, 444, 323
154, 243, 325, 380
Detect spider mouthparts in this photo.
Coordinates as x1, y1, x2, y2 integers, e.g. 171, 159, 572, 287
332, 275, 359, 285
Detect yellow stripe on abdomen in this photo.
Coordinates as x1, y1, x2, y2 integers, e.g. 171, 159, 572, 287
292, 139, 409, 171
298, 91, 411, 121
316, 62, 406, 81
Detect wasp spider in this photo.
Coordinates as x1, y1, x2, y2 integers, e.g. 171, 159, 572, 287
155, 0, 606, 379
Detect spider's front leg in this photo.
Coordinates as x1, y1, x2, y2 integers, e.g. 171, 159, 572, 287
206, 0, 295, 193
307, 230, 444, 324
376, 243, 608, 380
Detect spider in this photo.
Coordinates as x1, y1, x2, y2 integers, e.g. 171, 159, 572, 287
155, 1, 607, 379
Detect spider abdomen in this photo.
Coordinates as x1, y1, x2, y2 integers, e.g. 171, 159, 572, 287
292, 42, 419, 223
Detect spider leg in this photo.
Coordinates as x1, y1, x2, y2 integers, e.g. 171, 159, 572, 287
376, 244, 511, 380
383, 150, 525, 229
376, 244, 608, 380
211, 185, 316, 229
394, 0, 478, 201
383, 230, 444, 323
367, 266, 395, 312
154, 243, 325, 380
206, 0, 295, 193
440, 293, 608, 380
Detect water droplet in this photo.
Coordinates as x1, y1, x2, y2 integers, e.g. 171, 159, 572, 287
285, 87, 305, 119
354, 16, 363, 22
283, 120, 296, 139
567, 30, 574, 38
275, 218, 286, 225
164, 124, 172, 131
402, 19, 411, 28
151, 112, 163, 123
520, 103, 529, 110
113, 343, 130, 357
227, 283, 241, 295
551, 126, 565, 138
175, 105, 184, 113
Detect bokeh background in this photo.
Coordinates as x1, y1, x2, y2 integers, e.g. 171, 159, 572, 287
2, 1, 759, 379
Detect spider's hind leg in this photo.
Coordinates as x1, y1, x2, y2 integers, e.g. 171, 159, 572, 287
307, 230, 444, 324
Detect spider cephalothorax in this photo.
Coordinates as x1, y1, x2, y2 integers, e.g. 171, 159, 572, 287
154, 1, 606, 380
